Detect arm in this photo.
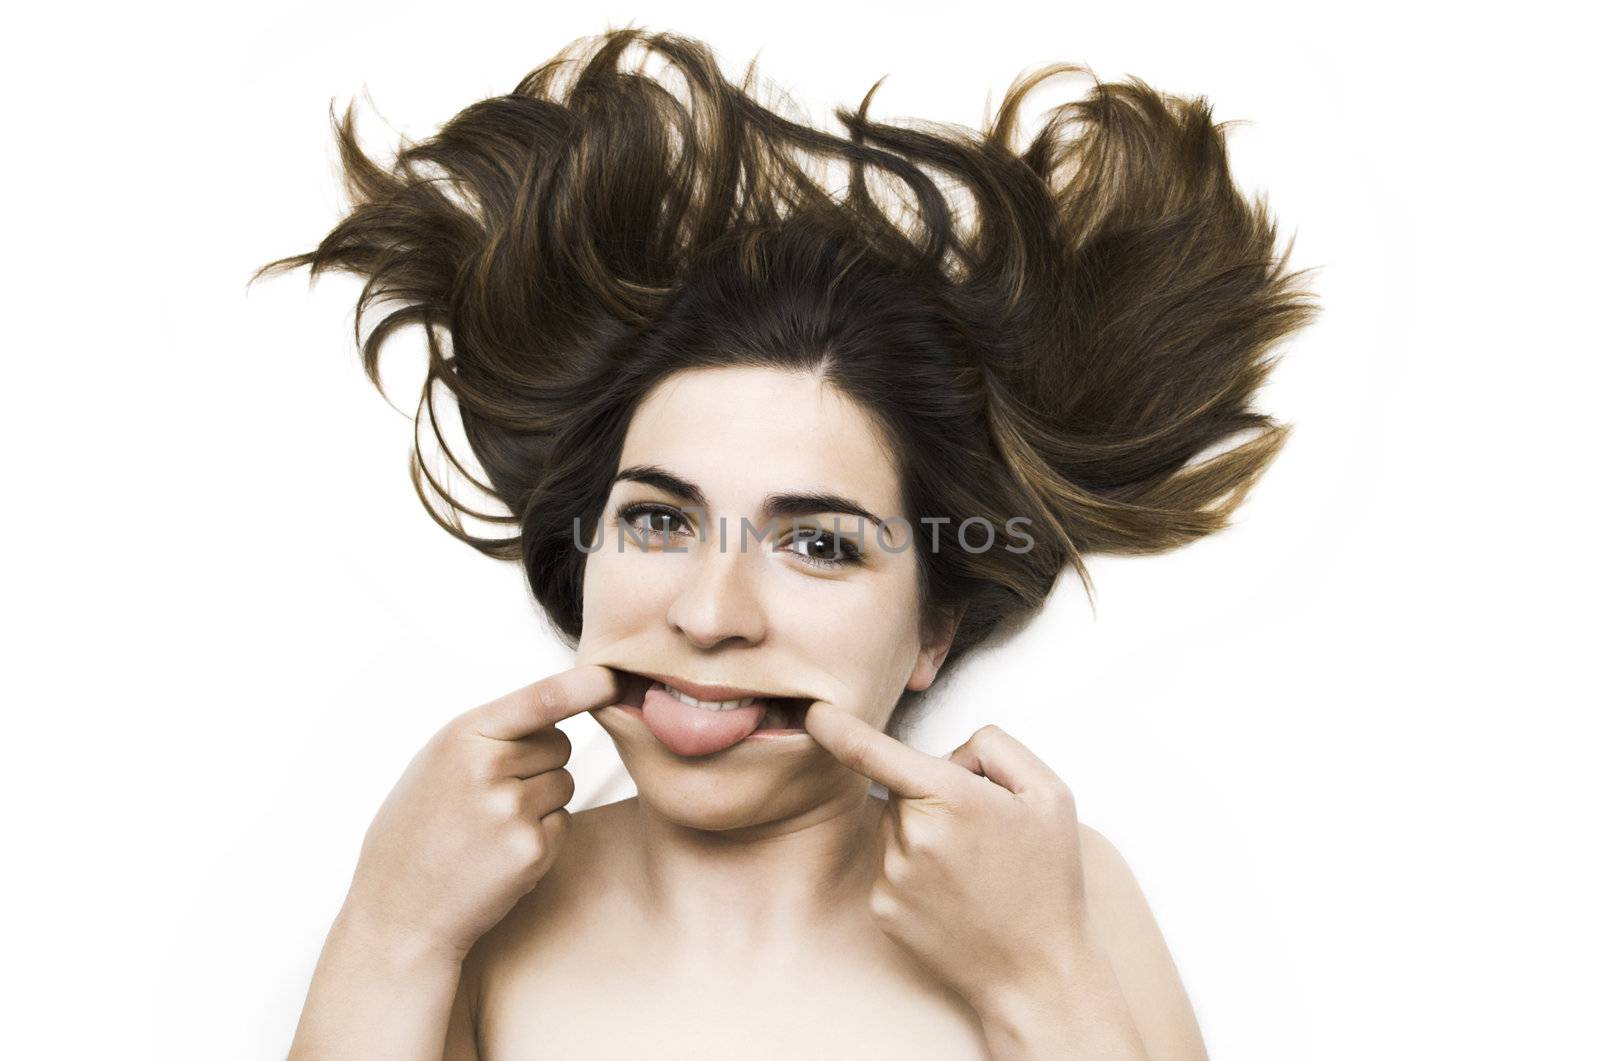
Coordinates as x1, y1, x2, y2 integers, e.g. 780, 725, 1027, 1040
1079, 824, 1207, 1059
443, 934, 485, 1061
285, 904, 468, 1061
801, 712, 1204, 1061
282, 666, 620, 1060
973, 825, 1207, 1060
972, 946, 1148, 1060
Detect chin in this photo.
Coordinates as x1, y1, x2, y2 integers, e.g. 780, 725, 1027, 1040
636, 774, 795, 832
590, 718, 832, 834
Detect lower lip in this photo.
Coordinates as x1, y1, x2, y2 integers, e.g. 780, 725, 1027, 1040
612, 701, 810, 740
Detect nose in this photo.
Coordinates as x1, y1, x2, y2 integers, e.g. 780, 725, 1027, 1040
665, 524, 768, 649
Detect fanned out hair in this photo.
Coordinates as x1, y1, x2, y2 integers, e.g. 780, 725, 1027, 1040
250, 25, 1320, 732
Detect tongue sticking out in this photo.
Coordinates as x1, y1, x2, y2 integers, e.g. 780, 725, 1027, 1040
641, 683, 766, 756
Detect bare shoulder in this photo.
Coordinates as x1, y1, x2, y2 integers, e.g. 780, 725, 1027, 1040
1077, 823, 1210, 1061
452, 799, 639, 1053
561, 795, 639, 862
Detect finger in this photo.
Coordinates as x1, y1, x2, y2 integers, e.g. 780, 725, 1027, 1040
520, 766, 577, 817
526, 806, 572, 876
945, 724, 1062, 798
472, 665, 623, 741
501, 729, 574, 779
540, 805, 571, 844
804, 701, 968, 800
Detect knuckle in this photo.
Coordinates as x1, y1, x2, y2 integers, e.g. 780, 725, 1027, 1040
449, 705, 492, 743
544, 808, 572, 847
545, 726, 574, 762
426, 728, 466, 768
882, 848, 912, 886
522, 727, 572, 768
1044, 783, 1077, 818
442, 710, 475, 740
534, 813, 570, 862
843, 737, 872, 773
442, 724, 490, 766
483, 783, 524, 824
867, 882, 898, 922
899, 820, 934, 856
511, 822, 548, 866
534, 767, 576, 809
532, 677, 565, 717
465, 748, 504, 784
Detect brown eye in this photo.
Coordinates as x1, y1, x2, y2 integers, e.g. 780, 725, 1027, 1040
618, 502, 692, 539
785, 527, 864, 569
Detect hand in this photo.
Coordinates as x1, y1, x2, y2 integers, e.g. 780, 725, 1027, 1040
339, 664, 622, 963
804, 705, 1103, 1014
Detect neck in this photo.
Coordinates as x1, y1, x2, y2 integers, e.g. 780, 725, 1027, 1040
623, 784, 884, 962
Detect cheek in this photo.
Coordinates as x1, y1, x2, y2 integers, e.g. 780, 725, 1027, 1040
578, 548, 677, 640
776, 571, 924, 708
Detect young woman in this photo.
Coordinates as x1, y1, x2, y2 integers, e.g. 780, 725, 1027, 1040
255, 26, 1318, 1060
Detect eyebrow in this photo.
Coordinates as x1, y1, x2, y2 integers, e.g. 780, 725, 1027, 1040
612, 463, 887, 531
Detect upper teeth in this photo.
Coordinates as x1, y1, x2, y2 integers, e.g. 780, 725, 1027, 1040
656, 681, 757, 711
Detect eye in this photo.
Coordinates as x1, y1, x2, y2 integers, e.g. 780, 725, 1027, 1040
783, 525, 864, 570
617, 502, 694, 542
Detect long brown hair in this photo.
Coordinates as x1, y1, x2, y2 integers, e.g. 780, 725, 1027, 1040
250, 26, 1320, 733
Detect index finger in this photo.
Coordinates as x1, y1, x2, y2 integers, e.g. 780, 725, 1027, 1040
804, 701, 972, 800
470, 664, 624, 741
945, 724, 1064, 799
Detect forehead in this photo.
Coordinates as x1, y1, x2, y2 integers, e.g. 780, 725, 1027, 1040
618, 366, 902, 516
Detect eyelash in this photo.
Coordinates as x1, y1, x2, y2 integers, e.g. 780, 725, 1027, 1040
615, 502, 865, 570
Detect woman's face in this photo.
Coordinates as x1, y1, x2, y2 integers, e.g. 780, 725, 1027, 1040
578, 365, 951, 830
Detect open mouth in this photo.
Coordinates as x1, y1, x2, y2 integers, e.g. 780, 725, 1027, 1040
749, 695, 811, 731
616, 671, 813, 734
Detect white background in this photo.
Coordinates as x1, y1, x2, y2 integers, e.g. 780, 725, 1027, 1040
3, 2, 1593, 1058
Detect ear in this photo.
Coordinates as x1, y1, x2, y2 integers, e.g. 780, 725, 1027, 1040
906, 604, 964, 692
